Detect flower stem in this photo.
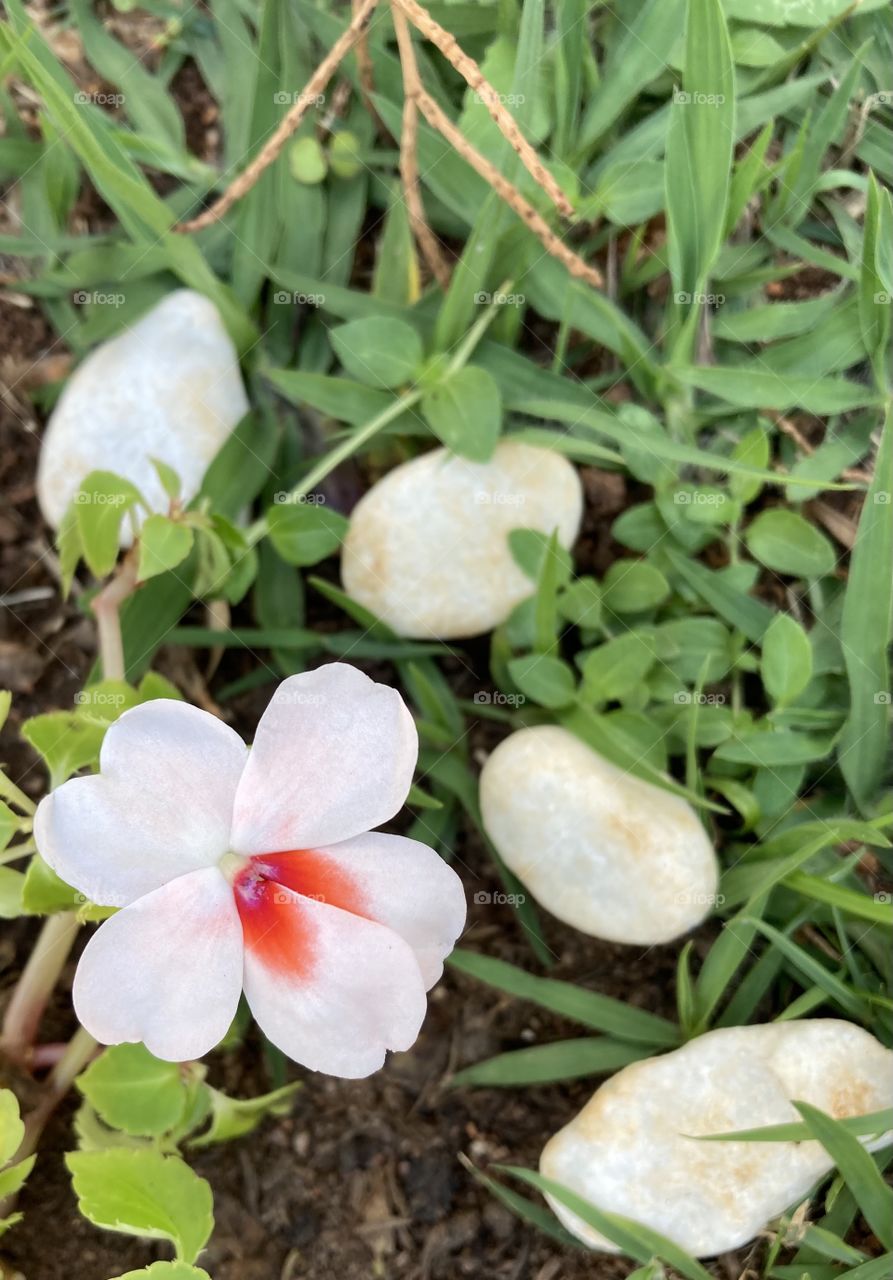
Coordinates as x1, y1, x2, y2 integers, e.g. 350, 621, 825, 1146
0, 912, 79, 1066
2, 1026, 98, 1219
92, 552, 139, 682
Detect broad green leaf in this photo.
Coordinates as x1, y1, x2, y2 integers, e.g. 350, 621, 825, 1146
74, 471, 143, 578
580, 632, 656, 702
112, 1265, 211, 1280
602, 560, 670, 615
66, 1149, 214, 1264
330, 317, 423, 389
421, 366, 501, 462
21, 712, 106, 788
0, 1090, 24, 1165
761, 613, 813, 706
507, 654, 576, 710
745, 510, 836, 578
267, 502, 349, 567
137, 517, 194, 583
77, 1045, 190, 1138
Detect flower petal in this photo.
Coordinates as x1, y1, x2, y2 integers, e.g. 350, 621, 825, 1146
256, 833, 466, 988
231, 664, 418, 855
236, 877, 427, 1077
73, 867, 243, 1061
35, 699, 247, 905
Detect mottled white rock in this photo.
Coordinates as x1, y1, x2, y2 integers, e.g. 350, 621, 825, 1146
37, 290, 248, 532
340, 442, 583, 639
480, 725, 719, 945
541, 1019, 893, 1257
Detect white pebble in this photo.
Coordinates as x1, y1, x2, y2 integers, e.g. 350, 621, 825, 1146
37, 290, 248, 533
541, 1019, 893, 1257
340, 442, 583, 638
480, 725, 719, 945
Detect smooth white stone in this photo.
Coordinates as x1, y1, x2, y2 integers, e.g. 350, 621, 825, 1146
479, 725, 719, 944
340, 442, 583, 639
37, 290, 248, 532
541, 1019, 893, 1257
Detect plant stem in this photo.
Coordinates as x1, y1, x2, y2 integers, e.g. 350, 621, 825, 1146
92, 551, 139, 682
0, 912, 79, 1066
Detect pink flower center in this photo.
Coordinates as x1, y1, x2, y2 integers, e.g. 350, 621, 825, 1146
232, 851, 367, 977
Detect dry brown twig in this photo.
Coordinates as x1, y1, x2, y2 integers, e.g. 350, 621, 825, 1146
177, 0, 381, 233
176, 0, 603, 290
392, 0, 575, 219
391, 5, 452, 289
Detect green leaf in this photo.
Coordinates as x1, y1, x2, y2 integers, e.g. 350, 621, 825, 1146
665, 548, 773, 642
761, 613, 813, 706
137, 517, 194, 583
150, 458, 182, 500
794, 1103, 893, 1249
673, 365, 881, 414
745, 510, 836, 578
21, 712, 106, 788
860, 175, 892, 390
74, 471, 143, 578
66, 1149, 214, 1264
452, 1038, 650, 1088
447, 950, 679, 1046
21, 855, 84, 914
330, 317, 423, 389
421, 365, 501, 462
77, 1045, 190, 1138
111, 1264, 211, 1280
266, 501, 348, 567
190, 1082, 300, 1147
580, 632, 656, 702
665, 0, 735, 355
502, 1167, 713, 1280
838, 408, 893, 811
602, 560, 670, 615
507, 654, 576, 710
0, 1090, 24, 1165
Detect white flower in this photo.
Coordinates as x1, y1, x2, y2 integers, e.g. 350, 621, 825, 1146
34, 664, 466, 1077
